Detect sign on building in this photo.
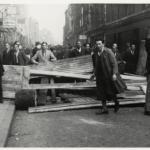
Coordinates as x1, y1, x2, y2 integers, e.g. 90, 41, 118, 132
3, 16, 16, 28
79, 35, 87, 40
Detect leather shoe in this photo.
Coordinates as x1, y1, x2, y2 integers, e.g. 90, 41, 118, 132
144, 111, 150, 116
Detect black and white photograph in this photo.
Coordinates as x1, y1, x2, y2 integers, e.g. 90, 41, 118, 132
0, 0, 149, 147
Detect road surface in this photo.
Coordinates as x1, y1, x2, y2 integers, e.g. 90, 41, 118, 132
6, 106, 150, 147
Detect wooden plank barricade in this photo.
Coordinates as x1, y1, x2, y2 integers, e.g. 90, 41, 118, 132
1, 55, 147, 112
2, 65, 23, 99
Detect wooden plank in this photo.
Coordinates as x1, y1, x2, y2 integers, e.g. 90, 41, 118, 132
50, 78, 56, 101
29, 96, 144, 112
126, 82, 147, 86
29, 55, 93, 75
121, 74, 146, 81
2, 80, 22, 85
2, 84, 21, 89
28, 99, 145, 113
145, 76, 150, 112
3, 91, 15, 99
22, 66, 30, 89
23, 81, 144, 92
22, 82, 96, 90
117, 94, 145, 99
127, 86, 141, 91
38, 77, 49, 105
1, 65, 23, 99
30, 69, 91, 80
140, 85, 147, 94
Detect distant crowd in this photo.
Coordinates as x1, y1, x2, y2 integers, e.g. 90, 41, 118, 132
67, 41, 137, 74
2, 41, 57, 66
1, 40, 137, 75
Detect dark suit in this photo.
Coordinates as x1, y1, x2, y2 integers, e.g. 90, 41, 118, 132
145, 38, 150, 113
10, 50, 30, 66
2, 50, 12, 65
69, 47, 86, 58
122, 49, 136, 74
0, 55, 4, 102
145, 38, 150, 75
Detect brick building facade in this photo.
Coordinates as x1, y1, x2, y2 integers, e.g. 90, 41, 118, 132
63, 4, 150, 49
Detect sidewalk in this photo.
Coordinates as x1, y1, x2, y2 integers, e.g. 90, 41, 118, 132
0, 101, 15, 147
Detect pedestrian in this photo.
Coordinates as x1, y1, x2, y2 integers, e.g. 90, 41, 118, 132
24, 48, 32, 65
69, 41, 85, 58
91, 40, 126, 114
31, 42, 57, 104
10, 41, 29, 66
31, 42, 41, 59
31, 42, 57, 64
0, 54, 4, 103
122, 42, 136, 74
112, 43, 126, 74
2, 43, 12, 65
144, 27, 150, 115
84, 43, 92, 55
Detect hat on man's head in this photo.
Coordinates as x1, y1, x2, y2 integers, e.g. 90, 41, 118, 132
41, 42, 48, 46
35, 41, 41, 46
13, 41, 20, 46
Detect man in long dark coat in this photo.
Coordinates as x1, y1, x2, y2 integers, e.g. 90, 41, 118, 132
2, 43, 12, 65
0, 55, 4, 103
92, 40, 126, 114
144, 28, 150, 115
122, 43, 137, 74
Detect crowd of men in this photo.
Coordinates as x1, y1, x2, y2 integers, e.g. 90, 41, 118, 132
0, 38, 149, 116
2, 41, 57, 66
68, 41, 137, 74
0, 40, 137, 76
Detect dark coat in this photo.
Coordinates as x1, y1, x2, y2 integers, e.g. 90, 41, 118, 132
114, 51, 125, 74
10, 51, 30, 66
0, 55, 4, 76
69, 47, 86, 58
0, 55, 4, 100
93, 47, 126, 100
84, 48, 92, 55
145, 38, 150, 75
32, 47, 39, 57
2, 50, 12, 65
122, 49, 136, 73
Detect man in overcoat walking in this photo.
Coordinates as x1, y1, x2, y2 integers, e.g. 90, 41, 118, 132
91, 40, 126, 114
144, 28, 150, 115
2, 43, 12, 65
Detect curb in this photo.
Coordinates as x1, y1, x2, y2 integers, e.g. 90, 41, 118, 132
0, 101, 15, 147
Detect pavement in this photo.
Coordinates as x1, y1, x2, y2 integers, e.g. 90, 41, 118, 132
6, 105, 150, 147
0, 100, 15, 147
